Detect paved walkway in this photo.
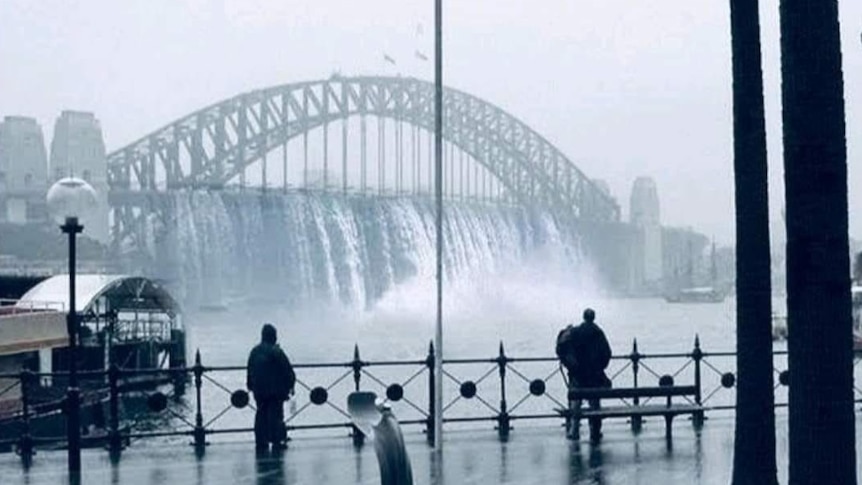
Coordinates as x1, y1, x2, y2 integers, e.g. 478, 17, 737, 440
0, 413, 834, 485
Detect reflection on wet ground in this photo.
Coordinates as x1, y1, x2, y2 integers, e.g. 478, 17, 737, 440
0, 413, 850, 484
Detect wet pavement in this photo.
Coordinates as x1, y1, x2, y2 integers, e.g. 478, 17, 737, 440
0, 412, 818, 485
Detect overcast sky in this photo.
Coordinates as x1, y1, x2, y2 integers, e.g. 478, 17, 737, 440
1, 0, 860, 244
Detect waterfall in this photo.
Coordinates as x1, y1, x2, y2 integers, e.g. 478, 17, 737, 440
147, 191, 583, 310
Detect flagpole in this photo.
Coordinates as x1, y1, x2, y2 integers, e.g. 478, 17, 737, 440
433, 0, 444, 453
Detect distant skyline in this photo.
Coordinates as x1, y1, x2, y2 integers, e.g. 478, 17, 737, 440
1, 0, 860, 244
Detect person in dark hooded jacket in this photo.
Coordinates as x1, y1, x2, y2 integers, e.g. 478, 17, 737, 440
247, 323, 296, 451
556, 308, 612, 441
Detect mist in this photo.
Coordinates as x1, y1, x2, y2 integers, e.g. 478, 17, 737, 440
3, 0, 860, 244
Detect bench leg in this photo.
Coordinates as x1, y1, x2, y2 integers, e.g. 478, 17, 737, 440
566, 398, 581, 441
567, 417, 580, 441
692, 410, 705, 430
631, 415, 643, 434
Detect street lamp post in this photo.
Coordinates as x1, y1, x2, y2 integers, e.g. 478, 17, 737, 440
62, 216, 82, 473
47, 178, 97, 476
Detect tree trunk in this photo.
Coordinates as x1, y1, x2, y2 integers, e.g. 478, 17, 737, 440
729, 1, 778, 483
780, 0, 857, 484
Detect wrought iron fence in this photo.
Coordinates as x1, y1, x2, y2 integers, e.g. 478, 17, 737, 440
2, 335, 861, 466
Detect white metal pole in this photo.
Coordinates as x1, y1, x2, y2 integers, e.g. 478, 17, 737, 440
433, 0, 444, 453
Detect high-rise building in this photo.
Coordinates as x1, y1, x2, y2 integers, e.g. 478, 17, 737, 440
629, 176, 660, 227
629, 176, 663, 289
49, 111, 109, 243
0, 116, 49, 222
49, 111, 106, 184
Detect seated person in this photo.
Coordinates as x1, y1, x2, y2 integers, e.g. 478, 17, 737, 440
556, 308, 612, 441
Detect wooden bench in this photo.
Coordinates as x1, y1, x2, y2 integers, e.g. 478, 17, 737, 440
560, 385, 704, 441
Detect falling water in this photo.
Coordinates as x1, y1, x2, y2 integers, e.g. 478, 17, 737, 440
144, 191, 584, 311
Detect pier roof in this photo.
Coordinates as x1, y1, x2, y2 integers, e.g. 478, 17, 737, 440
14, 274, 180, 314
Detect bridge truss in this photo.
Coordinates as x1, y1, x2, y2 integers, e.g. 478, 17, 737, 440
107, 75, 620, 251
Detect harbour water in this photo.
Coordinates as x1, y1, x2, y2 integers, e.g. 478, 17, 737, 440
186, 293, 752, 366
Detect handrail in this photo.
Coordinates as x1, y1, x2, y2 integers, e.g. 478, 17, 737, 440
0, 337, 836, 469
0, 298, 67, 313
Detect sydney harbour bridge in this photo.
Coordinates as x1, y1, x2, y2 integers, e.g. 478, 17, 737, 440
4, 75, 702, 305
107, 76, 618, 232
98, 75, 651, 305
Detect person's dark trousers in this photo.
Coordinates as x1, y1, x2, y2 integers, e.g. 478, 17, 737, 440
254, 398, 286, 450
588, 378, 609, 441
567, 372, 605, 441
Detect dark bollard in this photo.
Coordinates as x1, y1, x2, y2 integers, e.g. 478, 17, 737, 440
630, 339, 642, 433
373, 407, 413, 485
348, 391, 413, 485
426, 341, 435, 446
18, 370, 34, 465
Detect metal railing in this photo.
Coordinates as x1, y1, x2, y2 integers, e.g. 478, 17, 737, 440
0, 298, 67, 314
2, 335, 861, 466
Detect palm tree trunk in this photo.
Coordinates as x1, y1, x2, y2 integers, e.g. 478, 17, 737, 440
780, 0, 856, 484
729, 1, 777, 483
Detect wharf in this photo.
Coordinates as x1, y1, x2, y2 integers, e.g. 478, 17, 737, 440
0, 413, 816, 485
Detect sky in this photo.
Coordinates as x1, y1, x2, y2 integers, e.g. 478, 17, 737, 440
1, 0, 861, 245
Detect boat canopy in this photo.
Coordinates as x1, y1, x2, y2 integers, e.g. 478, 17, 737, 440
15, 275, 180, 315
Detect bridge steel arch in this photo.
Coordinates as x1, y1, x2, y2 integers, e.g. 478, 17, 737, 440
108, 76, 619, 220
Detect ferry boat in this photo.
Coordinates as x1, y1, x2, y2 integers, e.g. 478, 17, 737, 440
664, 242, 727, 304
0, 274, 186, 450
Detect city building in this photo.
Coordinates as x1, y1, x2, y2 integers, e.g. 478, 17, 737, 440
0, 116, 49, 223
629, 176, 663, 292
